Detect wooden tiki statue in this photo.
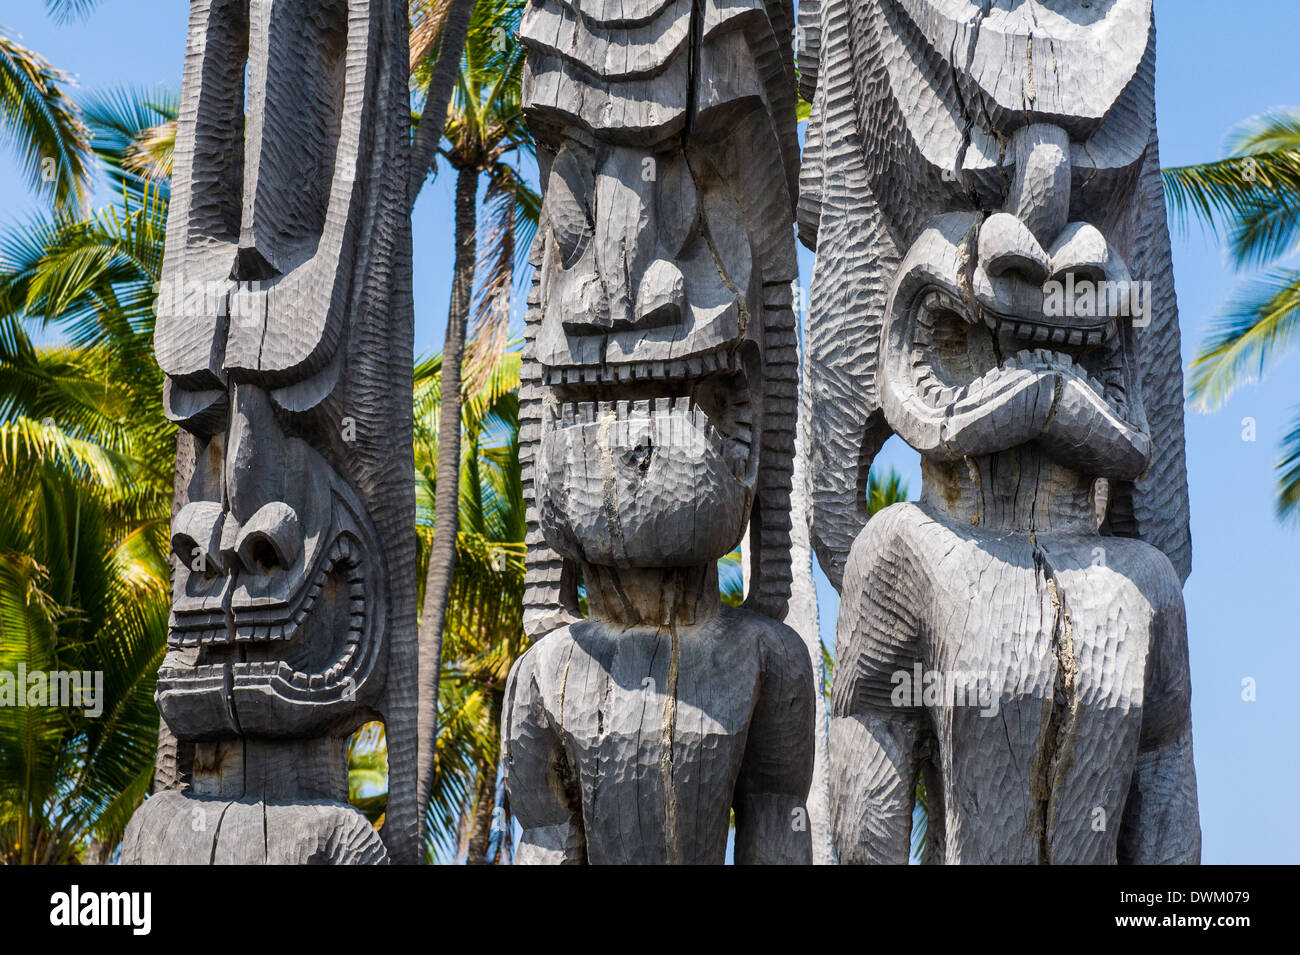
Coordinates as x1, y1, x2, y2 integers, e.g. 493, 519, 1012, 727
123, 0, 417, 865
800, 0, 1200, 863
501, 0, 816, 863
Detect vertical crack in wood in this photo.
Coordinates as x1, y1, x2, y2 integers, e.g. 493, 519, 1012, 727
659, 623, 681, 864
1030, 538, 1080, 865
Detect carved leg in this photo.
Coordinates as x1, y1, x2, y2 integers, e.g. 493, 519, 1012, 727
829, 712, 921, 864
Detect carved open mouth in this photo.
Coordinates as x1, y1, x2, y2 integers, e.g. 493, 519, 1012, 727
911, 286, 1130, 421
163, 534, 367, 700
542, 345, 759, 483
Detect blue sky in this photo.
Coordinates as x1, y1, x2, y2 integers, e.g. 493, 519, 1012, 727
1, 0, 1296, 863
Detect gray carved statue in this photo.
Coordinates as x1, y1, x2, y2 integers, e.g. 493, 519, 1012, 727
799, 0, 1200, 863
123, 0, 418, 864
502, 0, 815, 863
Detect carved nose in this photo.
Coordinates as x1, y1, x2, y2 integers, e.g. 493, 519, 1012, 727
1005, 123, 1071, 246
634, 259, 686, 328
979, 213, 1051, 284
172, 501, 226, 574
224, 383, 287, 524
233, 501, 303, 572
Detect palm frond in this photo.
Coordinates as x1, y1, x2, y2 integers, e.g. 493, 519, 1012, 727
0, 32, 92, 210
1162, 108, 1300, 268
867, 466, 910, 516
409, 0, 454, 73
121, 120, 176, 183
718, 550, 745, 607
79, 86, 177, 200
1275, 406, 1300, 525
1187, 268, 1300, 411
0, 417, 137, 489
43, 0, 104, 23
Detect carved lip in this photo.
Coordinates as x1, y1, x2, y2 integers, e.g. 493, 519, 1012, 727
543, 347, 758, 483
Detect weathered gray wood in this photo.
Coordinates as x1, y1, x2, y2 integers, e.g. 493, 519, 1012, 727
801, 0, 1199, 863
124, 0, 416, 865
786, 325, 835, 864
506, 0, 814, 864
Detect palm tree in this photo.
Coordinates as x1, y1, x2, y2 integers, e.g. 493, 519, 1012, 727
413, 0, 538, 847
1163, 109, 1300, 521
0, 466, 167, 864
0, 88, 176, 863
0, 90, 176, 514
408, 0, 479, 209
421, 348, 525, 863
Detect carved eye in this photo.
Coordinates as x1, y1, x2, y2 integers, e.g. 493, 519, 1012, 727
547, 143, 594, 269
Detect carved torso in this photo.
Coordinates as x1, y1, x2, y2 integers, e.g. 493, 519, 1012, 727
506, 608, 812, 864
834, 493, 1191, 863
123, 792, 388, 865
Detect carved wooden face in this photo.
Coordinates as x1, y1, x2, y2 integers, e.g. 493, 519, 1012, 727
532, 120, 770, 568
868, 0, 1158, 481
153, 0, 398, 738
877, 201, 1152, 481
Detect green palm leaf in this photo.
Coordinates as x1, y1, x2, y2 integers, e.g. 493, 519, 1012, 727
0, 32, 91, 210
1187, 268, 1300, 412
1163, 108, 1300, 269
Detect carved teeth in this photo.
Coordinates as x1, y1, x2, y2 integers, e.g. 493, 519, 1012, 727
168, 624, 234, 648
542, 355, 746, 387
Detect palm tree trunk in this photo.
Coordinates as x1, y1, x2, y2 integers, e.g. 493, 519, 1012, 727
407, 0, 478, 211
464, 689, 503, 864
416, 165, 478, 854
